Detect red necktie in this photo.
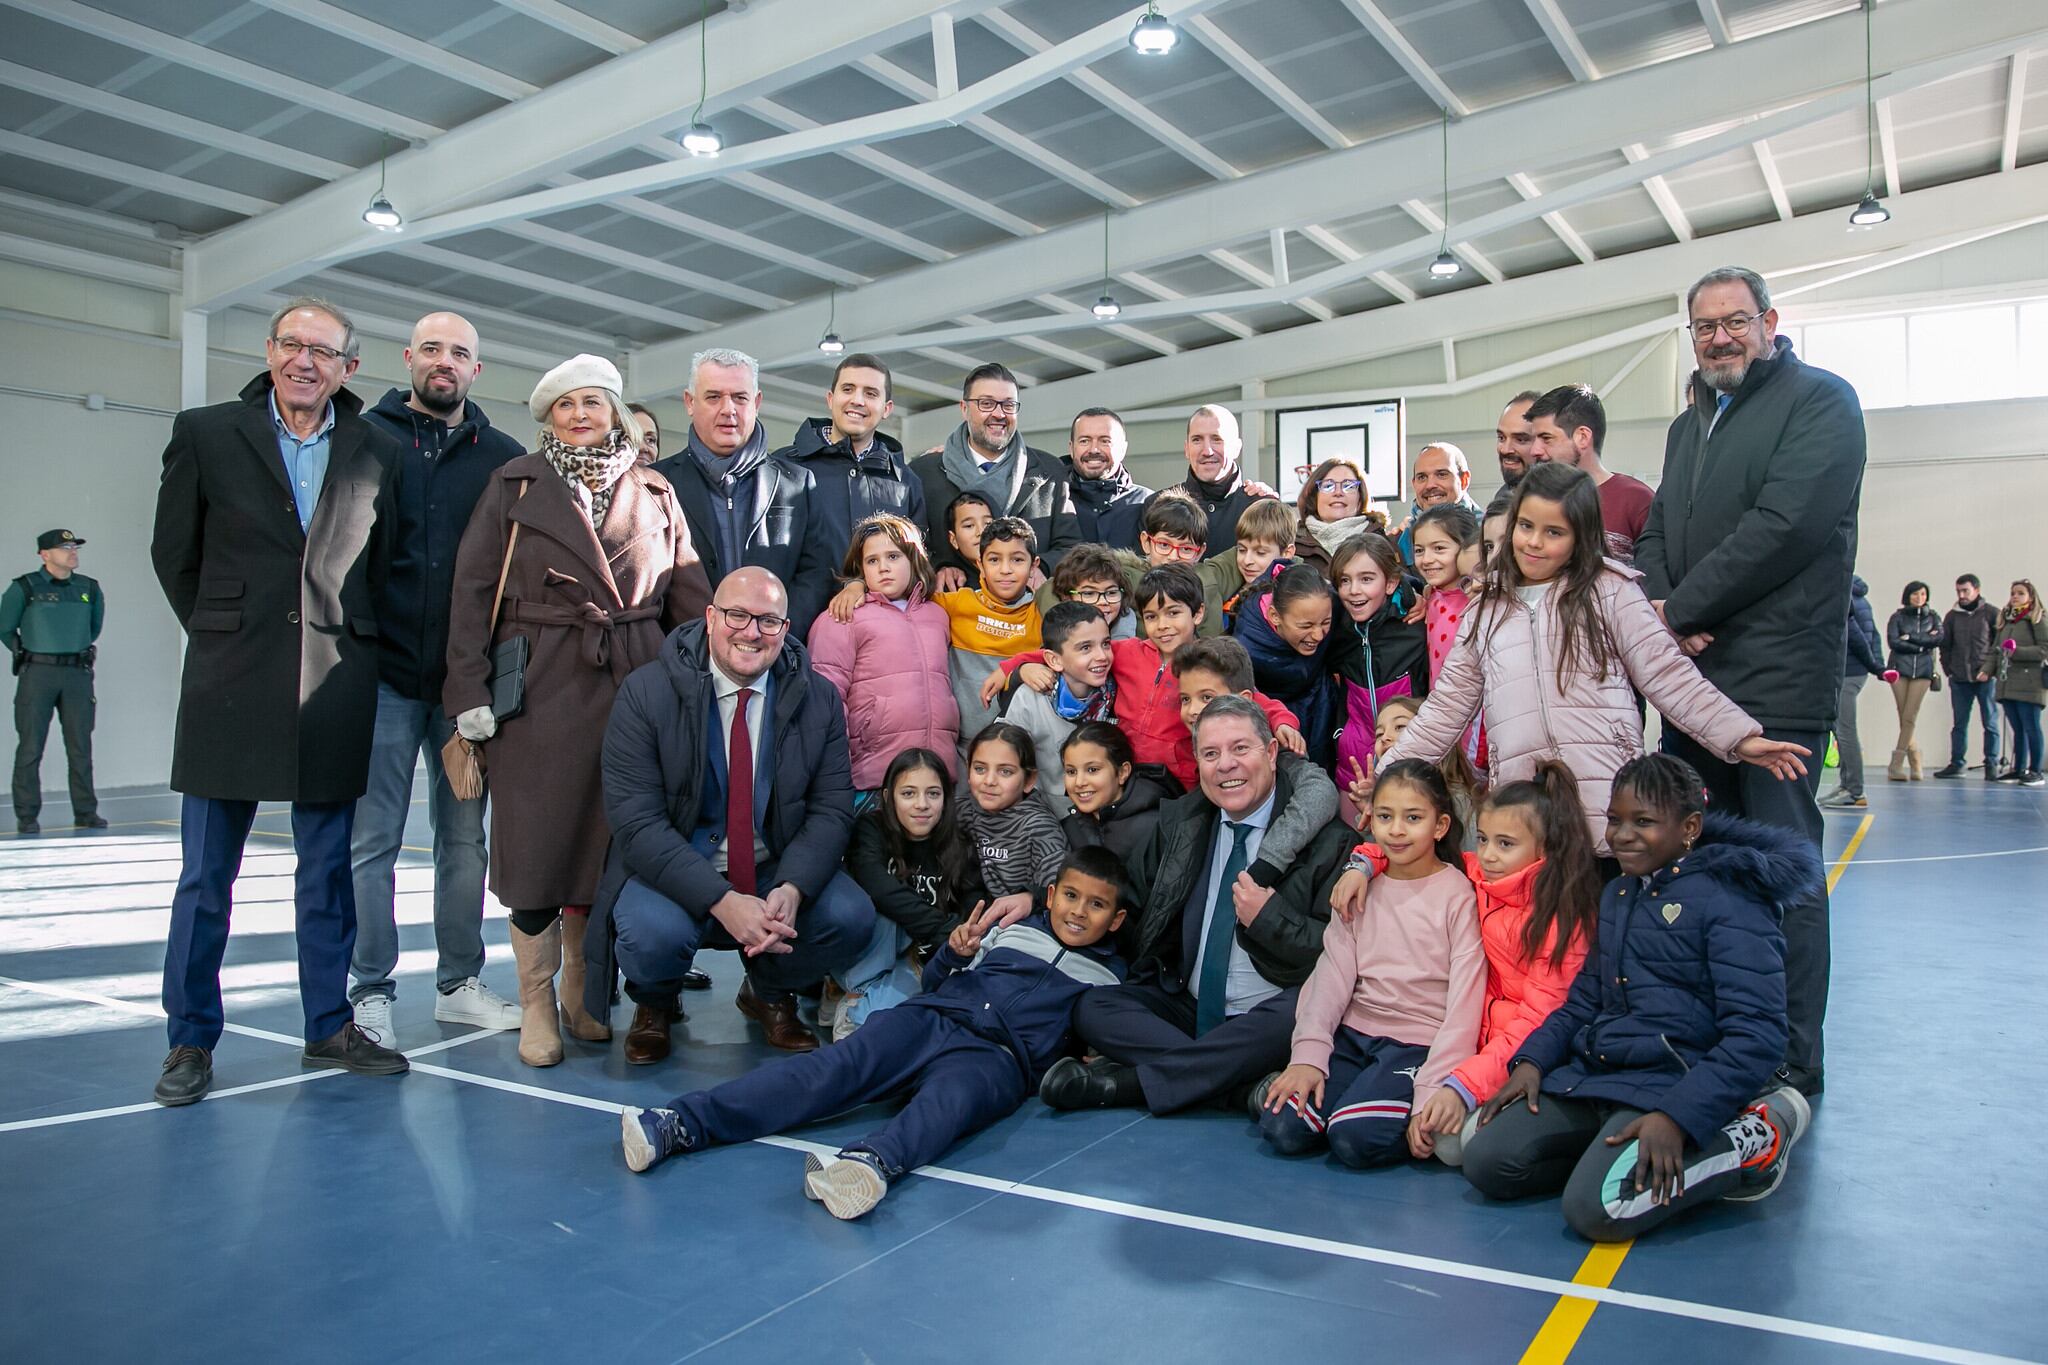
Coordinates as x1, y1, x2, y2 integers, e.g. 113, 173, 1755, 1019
726, 687, 756, 895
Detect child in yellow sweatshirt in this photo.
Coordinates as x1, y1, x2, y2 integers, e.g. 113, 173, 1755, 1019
937, 498, 1043, 750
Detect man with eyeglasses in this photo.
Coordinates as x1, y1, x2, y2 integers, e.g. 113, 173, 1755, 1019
589, 567, 874, 1061
1170, 404, 1278, 555
148, 297, 408, 1106
1634, 265, 1867, 1102
910, 362, 1081, 588
1065, 407, 1151, 551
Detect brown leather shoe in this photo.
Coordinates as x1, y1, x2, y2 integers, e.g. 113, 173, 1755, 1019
623, 1003, 676, 1066
736, 977, 818, 1052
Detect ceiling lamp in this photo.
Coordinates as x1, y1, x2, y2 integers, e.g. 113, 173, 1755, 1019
1428, 251, 1461, 279
1848, 0, 1889, 228
1426, 110, 1460, 279
1130, 4, 1177, 56
1091, 210, 1122, 317
680, 1, 721, 158
362, 141, 402, 231
818, 288, 845, 353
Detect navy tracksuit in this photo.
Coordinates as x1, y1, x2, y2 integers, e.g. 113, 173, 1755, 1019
661, 911, 1125, 1177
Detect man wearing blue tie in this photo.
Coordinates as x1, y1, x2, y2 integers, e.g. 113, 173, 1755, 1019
1041, 695, 1353, 1114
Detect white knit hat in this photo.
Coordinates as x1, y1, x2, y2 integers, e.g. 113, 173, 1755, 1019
529, 353, 625, 421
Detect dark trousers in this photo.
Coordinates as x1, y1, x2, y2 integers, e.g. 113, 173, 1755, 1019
666, 1005, 1027, 1177
1074, 979, 1298, 1114
1663, 727, 1827, 1085
11, 660, 95, 823
161, 796, 356, 1049
1947, 677, 2000, 767
1259, 1027, 1426, 1168
612, 871, 874, 1007
1462, 1094, 1774, 1242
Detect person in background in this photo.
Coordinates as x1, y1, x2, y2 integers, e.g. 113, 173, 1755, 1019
1883, 581, 1942, 781
1167, 404, 1277, 554
773, 352, 927, 559
1992, 579, 2045, 787
1934, 574, 2001, 779
1820, 575, 1893, 811
1065, 407, 1152, 551
349, 311, 524, 1047
1394, 443, 1482, 566
5, 528, 105, 835
1495, 391, 1541, 486
1293, 457, 1386, 573
1035, 543, 1138, 640
911, 363, 1081, 586
628, 403, 661, 465
1523, 384, 1654, 563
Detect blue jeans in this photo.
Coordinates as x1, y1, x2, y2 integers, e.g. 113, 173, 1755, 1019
838, 920, 924, 1027
162, 796, 355, 1048
1949, 677, 2000, 767
2002, 700, 2044, 773
612, 870, 874, 1006
348, 683, 489, 1003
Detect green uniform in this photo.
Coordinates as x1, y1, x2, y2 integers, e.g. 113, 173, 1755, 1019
6, 568, 103, 826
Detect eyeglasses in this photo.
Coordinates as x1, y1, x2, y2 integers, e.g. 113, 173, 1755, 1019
1688, 311, 1767, 342
271, 336, 349, 364
968, 396, 1020, 415
715, 606, 788, 636
1070, 586, 1124, 605
1317, 477, 1363, 494
1145, 537, 1203, 562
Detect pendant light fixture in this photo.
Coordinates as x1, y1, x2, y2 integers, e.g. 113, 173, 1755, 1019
1129, 3, 1178, 56
1091, 210, 1122, 318
680, 0, 723, 157
818, 288, 845, 354
1428, 109, 1461, 278
362, 136, 402, 231
1848, 0, 1890, 227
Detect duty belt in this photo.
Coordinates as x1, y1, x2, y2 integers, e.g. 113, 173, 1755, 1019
23, 651, 91, 667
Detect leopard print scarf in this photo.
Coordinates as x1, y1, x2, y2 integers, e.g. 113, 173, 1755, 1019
537, 428, 638, 526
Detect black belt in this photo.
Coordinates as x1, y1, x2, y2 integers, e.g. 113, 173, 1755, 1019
23, 651, 90, 667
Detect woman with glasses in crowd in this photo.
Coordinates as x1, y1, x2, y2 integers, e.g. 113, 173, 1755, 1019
444, 355, 712, 1067
1293, 458, 1388, 573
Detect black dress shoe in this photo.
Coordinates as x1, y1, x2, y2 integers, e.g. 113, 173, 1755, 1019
302, 1021, 409, 1075
16, 819, 38, 836
624, 1003, 677, 1065
680, 969, 713, 991
1039, 1056, 1142, 1111
154, 1046, 213, 1106
76, 814, 109, 829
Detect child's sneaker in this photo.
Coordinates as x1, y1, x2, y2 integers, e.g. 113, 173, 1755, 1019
803, 1150, 890, 1220
1725, 1084, 1811, 1202
621, 1106, 690, 1173
1247, 1071, 1281, 1123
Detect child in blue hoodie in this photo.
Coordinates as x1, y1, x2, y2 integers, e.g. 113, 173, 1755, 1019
1461, 753, 1819, 1242
620, 847, 1128, 1220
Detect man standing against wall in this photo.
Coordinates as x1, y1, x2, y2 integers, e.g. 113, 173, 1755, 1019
1524, 383, 1655, 561
348, 312, 523, 1048
1634, 265, 1864, 1099
149, 297, 409, 1106
1934, 574, 2001, 778
4, 529, 106, 834
1066, 407, 1152, 551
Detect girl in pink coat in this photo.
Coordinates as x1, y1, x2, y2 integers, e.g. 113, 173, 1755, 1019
808, 514, 960, 793
1377, 463, 1810, 856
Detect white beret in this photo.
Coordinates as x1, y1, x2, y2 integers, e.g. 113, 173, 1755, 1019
529, 353, 624, 421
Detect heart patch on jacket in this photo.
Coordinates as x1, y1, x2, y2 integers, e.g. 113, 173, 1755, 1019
1659, 902, 1683, 925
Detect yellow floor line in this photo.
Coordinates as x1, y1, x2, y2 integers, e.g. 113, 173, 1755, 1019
1516, 810, 1874, 1363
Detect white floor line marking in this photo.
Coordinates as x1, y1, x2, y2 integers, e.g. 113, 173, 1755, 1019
1834, 844, 2048, 865
0, 974, 304, 1046
0, 1068, 347, 1132
396, 1062, 2033, 1365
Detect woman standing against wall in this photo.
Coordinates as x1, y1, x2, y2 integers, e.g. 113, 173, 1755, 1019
1993, 579, 2045, 787
1885, 580, 1942, 781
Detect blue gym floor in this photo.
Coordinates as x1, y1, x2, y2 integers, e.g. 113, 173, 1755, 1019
2, 780, 2043, 1364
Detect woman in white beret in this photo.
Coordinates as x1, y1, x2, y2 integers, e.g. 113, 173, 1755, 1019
442, 354, 711, 1066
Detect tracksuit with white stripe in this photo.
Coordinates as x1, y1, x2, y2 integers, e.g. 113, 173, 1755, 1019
1261, 861, 1486, 1167
653, 910, 1123, 1178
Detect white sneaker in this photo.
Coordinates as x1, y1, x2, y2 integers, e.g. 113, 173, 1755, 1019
352, 995, 397, 1049
434, 977, 522, 1028
803, 1152, 889, 1220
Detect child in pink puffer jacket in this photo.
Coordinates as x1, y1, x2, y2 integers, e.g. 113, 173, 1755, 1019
1378, 464, 1811, 854
808, 514, 960, 793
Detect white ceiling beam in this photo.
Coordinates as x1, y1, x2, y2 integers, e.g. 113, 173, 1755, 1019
1506, 171, 1597, 264
629, 0, 2041, 390
1207, 247, 1335, 319
1334, 0, 1471, 116
1400, 200, 1506, 284
2003, 52, 2029, 173
181, 0, 1009, 309
1018, 162, 2048, 418
1753, 141, 1794, 221
0, 60, 354, 180
1440, 337, 1457, 382
1115, 270, 1256, 341
0, 230, 180, 291
395, 243, 714, 332
312, 271, 622, 357
1269, 229, 1291, 286
1186, 15, 1348, 150
1299, 224, 1420, 302
1035, 294, 1180, 356
590, 194, 865, 287
1521, 0, 1600, 83
497, 221, 785, 312
931, 13, 959, 97
963, 318, 1106, 373
240, 0, 535, 103
1695, 0, 1733, 46
1876, 98, 1902, 198
493, 0, 641, 55
0, 130, 278, 218
1598, 334, 1666, 397
1624, 143, 1695, 241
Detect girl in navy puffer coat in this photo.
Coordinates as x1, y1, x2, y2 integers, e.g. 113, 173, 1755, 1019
1461, 753, 1821, 1243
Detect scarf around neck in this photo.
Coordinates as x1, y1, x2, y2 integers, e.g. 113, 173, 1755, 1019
538, 428, 638, 526
941, 421, 1025, 514
1306, 512, 1381, 555
1054, 672, 1117, 722
1182, 465, 1241, 505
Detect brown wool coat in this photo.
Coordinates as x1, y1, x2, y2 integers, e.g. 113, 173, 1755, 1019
444, 455, 711, 910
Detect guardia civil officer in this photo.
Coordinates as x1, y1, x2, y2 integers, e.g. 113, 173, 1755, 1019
3, 529, 106, 834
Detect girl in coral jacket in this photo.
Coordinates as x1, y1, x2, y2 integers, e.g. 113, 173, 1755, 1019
1373, 462, 1811, 858
808, 514, 960, 794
